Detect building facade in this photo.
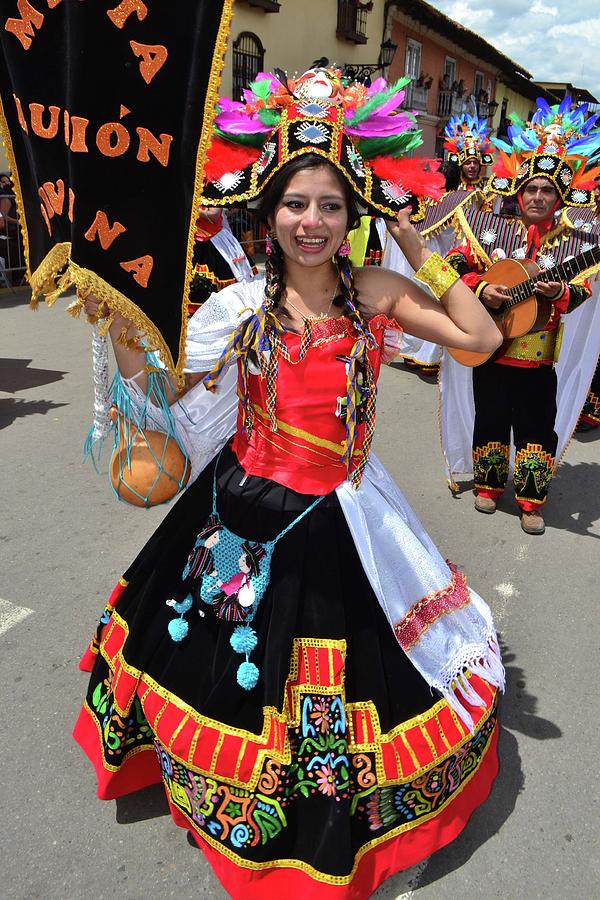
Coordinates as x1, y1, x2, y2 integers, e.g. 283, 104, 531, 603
221, 0, 388, 100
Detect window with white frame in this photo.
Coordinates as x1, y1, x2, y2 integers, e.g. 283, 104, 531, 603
405, 38, 422, 82
474, 71, 485, 99
443, 57, 456, 85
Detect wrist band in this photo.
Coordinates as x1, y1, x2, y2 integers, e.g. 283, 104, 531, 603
414, 253, 460, 300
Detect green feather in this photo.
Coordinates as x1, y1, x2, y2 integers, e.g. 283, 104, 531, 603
348, 77, 411, 126
257, 108, 280, 127
509, 112, 526, 128
358, 131, 423, 159
249, 79, 272, 101
214, 127, 266, 149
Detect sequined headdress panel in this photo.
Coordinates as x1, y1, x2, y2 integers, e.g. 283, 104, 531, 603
199, 68, 445, 222
443, 114, 494, 166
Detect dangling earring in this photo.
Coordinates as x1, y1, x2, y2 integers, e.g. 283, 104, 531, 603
337, 237, 351, 257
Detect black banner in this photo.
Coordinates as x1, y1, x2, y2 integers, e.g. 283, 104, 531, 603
0, 0, 233, 374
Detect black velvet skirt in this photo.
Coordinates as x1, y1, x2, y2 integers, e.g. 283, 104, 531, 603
74, 444, 498, 900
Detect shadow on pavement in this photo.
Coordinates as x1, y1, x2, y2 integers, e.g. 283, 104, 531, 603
545, 460, 600, 538
115, 782, 170, 824
415, 637, 560, 890
0, 286, 31, 308
0, 396, 68, 428
0, 357, 67, 393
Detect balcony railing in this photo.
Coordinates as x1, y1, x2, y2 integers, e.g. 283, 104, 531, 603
437, 89, 466, 119
402, 82, 429, 112
337, 0, 368, 44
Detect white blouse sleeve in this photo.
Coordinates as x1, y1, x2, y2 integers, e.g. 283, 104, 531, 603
121, 275, 265, 484
184, 275, 265, 372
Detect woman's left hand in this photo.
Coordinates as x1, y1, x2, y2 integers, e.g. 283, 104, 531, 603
385, 208, 429, 271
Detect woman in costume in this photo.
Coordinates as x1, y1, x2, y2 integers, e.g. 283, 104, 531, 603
385, 114, 493, 375
75, 69, 504, 899
188, 206, 256, 317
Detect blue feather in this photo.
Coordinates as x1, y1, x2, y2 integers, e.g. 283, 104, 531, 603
536, 98, 553, 118
558, 95, 571, 115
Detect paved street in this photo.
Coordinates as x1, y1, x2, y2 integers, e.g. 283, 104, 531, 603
1, 291, 598, 900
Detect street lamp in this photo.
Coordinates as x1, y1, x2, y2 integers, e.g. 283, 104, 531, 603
487, 99, 499, 120
343, 38, 398, 84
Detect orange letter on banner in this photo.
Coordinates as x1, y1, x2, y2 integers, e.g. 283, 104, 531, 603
68, 187, 74, 222
29, 102, 60, 138
38, 179, 65, 218
84, 210, 126, 250
107, 0, 147, 29
40, 202, 52, 235
69, 116, 89, 152
129, 41, 168, 84
13, 94, 28, 133
5, 0, 44, 50
47, 0, 63, 7
120, 255, 153, 287
136, 128, 173, 167
96, 122, 130, 157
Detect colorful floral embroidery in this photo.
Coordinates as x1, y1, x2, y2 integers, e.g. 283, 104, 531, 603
358, 715, 495, 831
473, 441, 509, 488
513, 443, 554, 498
89, 670, 153, 763
156, 692, 497, 857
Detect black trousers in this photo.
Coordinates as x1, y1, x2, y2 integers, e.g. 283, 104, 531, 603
472, 361, 558, 506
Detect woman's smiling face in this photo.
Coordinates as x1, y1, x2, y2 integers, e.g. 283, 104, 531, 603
269, 164, 348, 267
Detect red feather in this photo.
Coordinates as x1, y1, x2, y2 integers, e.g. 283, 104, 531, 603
369, 156, 445, 200
204, 137, 261, 183
492, 150, 521, 178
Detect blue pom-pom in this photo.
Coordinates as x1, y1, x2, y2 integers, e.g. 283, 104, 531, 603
237, 661, 259, 690
173, 594, 193, 614
168, 618, 189, 642
230, 625, 258, 655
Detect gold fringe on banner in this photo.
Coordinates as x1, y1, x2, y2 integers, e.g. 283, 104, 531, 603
0, 0, 235, 386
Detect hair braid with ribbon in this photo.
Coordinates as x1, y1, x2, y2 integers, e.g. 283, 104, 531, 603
334, 250, 378, 488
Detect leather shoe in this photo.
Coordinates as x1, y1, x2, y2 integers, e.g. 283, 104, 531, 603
474, 495, 497, 514
521, 510, 545, 534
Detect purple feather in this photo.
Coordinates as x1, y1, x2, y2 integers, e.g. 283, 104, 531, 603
368, 77, 387, 95
214, 111, 272, 134
346, 115, 415, 138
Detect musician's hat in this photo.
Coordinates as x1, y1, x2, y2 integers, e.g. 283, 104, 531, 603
488, 97, 600, 207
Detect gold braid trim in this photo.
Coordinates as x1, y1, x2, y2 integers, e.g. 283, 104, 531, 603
420, 189, 485, 239
454, 206, 492, 269
181, 0, 235, 381
0, 91, 31, 279
29, 246, 182, 379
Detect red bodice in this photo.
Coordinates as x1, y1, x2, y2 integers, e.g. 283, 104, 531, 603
232, 315, 396, 494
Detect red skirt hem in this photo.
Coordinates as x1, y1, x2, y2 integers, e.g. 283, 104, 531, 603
173, 727, 499, 900
73, 703, 161, 800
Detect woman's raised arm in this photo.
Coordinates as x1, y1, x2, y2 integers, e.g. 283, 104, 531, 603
357, 210, 502, 354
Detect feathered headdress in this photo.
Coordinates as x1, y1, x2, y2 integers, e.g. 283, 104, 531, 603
199, 67, 445, 221
489, 96, 600, 206
443, 114, 493, 166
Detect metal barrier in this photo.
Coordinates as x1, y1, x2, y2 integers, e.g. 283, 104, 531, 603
0, 192, 26, 287
226, 208, 268, 258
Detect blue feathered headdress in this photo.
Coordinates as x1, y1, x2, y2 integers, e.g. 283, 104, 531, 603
489, 96, 600, 206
